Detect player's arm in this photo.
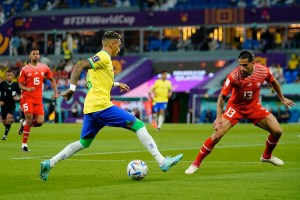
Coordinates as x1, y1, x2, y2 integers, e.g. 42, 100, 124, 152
60, 60, 92, 101
18, 82, 35, 92
49, 77, 59, 98
270, 79, 295, 108
168, 85, 172, 99
113, 82, 130, 92
216, 92, 226, 120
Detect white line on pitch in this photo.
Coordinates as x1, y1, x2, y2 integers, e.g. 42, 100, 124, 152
9, 141, 300, 160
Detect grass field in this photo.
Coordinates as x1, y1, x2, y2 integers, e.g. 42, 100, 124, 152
0, 123, 299, 200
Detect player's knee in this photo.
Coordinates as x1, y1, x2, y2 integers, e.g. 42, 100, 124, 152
79, 138, 94, 148
272, 126, 283, 136
131, 119, 145, 132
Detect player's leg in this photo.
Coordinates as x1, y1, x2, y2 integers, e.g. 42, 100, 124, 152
101, 105, 183, 172
21, 112, 34, 151
31, 115, 44, 127
255, 113, 284, 166
185, 116, 233, 174
40, 113, 103, 181
157, 102, 167, 130
151, 105, 158, 129
31, 104, 45, 127
2, 120, 7, 140
2, 113, 13, 140
1, 110, 8, 140
185, 106, 242, 174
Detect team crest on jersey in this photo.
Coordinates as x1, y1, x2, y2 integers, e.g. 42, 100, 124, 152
28, 73, 32, 77
91, 56, 100, 63
257, 83, 261, 88
41, 72, 44, 76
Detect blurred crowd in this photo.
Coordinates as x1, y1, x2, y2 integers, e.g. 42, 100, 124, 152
1, 0, 300, 26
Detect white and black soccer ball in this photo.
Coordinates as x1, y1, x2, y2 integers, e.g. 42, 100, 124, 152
127, 160, 148, 181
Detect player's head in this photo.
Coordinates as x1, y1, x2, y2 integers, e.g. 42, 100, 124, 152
161, 70, 168, 80
238, 50, 255, 78
29, 48, 40, 63
102, 31, 121, 57
5, 69, 14, 82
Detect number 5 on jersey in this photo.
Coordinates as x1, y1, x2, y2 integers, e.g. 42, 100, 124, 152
34, 77, 40, 85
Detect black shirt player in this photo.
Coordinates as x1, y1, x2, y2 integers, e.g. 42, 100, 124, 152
0, 70, 21, 140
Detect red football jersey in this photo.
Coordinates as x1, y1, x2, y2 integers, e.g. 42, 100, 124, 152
221, 63, 274, 110
18, 63, 53, 104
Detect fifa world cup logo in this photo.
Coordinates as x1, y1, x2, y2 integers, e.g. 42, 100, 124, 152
0, 33, 10, 55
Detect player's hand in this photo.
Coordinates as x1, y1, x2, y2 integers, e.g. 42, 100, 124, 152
27, 87, 35, 92
213, 118, 222, 131
59, 90, 74, 101
119, 83, 130, 93
0, 101, 4, 106
281, 97, 295, 108
52, 93, 59, 99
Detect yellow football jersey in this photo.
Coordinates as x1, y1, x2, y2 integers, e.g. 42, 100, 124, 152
84, 50, 114, 114
152, 79, 172, 103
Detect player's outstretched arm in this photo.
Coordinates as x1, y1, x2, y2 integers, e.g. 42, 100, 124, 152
119, 83, 130, 92
270, 79, 295, 108
213, 92, 226, 131
70, 60, 92, 85
60, 60, 92, 101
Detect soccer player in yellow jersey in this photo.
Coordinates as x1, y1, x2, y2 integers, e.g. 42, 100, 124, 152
150, 71, 172, 130
39, 31, 183, 181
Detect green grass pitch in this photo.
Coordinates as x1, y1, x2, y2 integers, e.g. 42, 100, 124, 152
0, 123, 299, 200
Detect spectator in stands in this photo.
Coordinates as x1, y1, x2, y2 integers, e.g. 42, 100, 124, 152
203, 109, 214, 123
67, 33, 74, 53
40, 54, 52, 67
237, 0, 247, 8
269, 63, 284, 84
9, 34, 21, 56
54, 38, 62, 55
277, 107, 290, 123
260, 28, 274, 53
0, 5, 5, 25
287, 53, 299, 71
71, 100, 82, 117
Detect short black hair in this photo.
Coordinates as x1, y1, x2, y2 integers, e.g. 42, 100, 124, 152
102, 31, 121, 41
161, 70, 168, 74
29, 48, 39, 53
238, 50, 255, 62
6, 69, 14, 74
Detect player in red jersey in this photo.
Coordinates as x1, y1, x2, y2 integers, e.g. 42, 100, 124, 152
18, 48, 59, 151
185, 50, 295, 174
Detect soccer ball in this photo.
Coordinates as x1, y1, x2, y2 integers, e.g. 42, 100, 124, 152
127, 160, 148, 181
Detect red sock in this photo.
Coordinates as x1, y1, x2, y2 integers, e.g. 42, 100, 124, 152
22, 125, 31, 144
193, 137, 217, 167
263, 134, 281, 159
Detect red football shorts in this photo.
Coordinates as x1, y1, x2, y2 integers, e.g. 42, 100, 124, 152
20, 102, 44, 115
222, 103, 270, 126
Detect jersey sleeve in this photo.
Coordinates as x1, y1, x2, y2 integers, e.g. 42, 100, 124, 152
265, 66, 275, 83
44, 66, 53, 79
221, 74, 234, 96
87, 52, 106, 70
18, 69, 26, 83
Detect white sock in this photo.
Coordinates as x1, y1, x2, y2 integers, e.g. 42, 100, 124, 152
22, 143, 27, 148
136, 127, 166, 166
158, 114, 164, 129
49, 141, 85, 168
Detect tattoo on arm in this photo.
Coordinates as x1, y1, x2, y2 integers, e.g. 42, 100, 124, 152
70, 60, 91, 85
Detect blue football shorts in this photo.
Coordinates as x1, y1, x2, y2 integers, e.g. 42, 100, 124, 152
80, 105, 136, 139
153, 102, 168, 113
